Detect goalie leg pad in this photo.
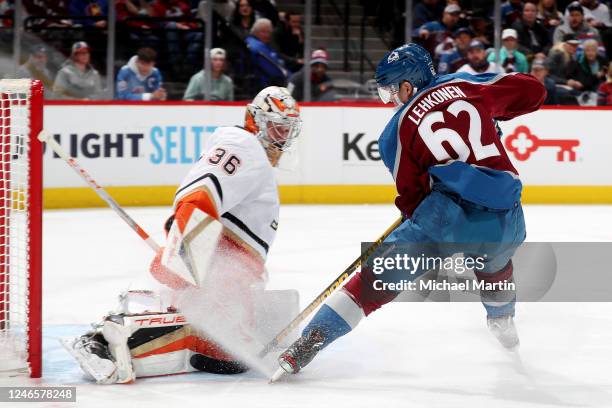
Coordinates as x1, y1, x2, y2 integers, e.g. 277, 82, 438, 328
103, 317, 136, 384
124, 312, 247, 377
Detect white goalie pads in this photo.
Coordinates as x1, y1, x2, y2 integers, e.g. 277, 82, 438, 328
62, 289, 300, 383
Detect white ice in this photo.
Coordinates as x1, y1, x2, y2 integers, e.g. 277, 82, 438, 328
2, 204, 612, 408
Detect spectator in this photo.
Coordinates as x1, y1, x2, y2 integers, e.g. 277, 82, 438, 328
567, 39, 607, 92
537, 0, 564, 32
15, 46, 54, 94
415, 4, 461, 56
150, 0, 203, 68
246, 18, 288, 88
116, 0, 152, 26
413, 0, 445, 28
545, 33, 583, 103
438, 27, 475, 75
512, 2, 552, 56
0, 0, 13, 28
546, 33, 580, 84
23, 0, 72, 27
488, 29, 529, 73
457, 40, 500, 74
553, 1, 601, 44
116, 47, 166, 100
597, 63, 612, 105
231, 0, 256, 40
272, 10, 304, 72
564, 0, 611, 29
183, 48, 234, 101
287, 49, 335, 102
531, 58, 559, 104
69, 0, 108, 27
53, 42, 104, 100
116, 0, 160, 48
501, 0, 524, 27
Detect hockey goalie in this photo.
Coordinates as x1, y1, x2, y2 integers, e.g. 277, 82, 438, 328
62, 86, 302, 384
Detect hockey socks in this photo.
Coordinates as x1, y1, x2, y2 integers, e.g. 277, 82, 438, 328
302, 290, 365, 348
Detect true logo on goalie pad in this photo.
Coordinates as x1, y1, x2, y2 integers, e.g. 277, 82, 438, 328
132, 314, 187, 327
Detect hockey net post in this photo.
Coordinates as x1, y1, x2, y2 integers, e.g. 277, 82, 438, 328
0, 79, 43, 378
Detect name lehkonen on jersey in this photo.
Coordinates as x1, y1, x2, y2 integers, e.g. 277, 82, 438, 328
407, 85, 467, 126
372, 279, 516, 292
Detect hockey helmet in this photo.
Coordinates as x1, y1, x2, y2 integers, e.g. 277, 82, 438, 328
375, 43, 436, 104
245, 86, 302, 152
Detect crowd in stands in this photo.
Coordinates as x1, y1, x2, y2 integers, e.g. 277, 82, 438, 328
409, 0, 611, 105
1, 0, 611, 105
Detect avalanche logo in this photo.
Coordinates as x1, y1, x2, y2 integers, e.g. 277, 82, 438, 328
387, 51, 399, 63
505, 126, 579, 162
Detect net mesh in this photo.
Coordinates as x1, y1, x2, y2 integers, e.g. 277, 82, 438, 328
0, 80, 32, 375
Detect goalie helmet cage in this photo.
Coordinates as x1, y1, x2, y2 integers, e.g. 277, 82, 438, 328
0, 79, 43, 378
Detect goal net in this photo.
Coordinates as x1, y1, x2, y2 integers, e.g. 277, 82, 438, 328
0, 79, 43, 378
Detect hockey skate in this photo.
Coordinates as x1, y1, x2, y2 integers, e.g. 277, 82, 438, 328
61, 332, 119, 384
277, 328, 326, 375
487, 315, 520, 350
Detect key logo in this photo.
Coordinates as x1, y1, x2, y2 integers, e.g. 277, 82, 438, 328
505, 126, 579, 162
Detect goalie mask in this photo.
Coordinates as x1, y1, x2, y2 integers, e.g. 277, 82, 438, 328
245, 86, 302, 153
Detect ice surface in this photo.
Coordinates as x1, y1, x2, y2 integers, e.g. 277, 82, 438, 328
1, 204, 611, 408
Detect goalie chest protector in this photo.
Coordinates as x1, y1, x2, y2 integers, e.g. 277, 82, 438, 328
175, 126, 280, 260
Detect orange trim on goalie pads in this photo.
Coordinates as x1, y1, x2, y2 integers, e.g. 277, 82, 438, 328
175, 189, 219, 233
133, 335, 234, 361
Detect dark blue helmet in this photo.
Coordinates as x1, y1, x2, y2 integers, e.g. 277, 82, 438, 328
375, 43, 436, 91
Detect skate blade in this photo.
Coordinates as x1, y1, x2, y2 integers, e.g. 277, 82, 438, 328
269, 367, 286, 383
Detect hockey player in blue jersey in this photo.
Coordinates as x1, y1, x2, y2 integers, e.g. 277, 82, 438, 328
275, 43, 546, 377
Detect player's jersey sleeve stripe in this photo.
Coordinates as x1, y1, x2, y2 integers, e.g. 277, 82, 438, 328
221, 212, 270, 253
175, 173, 223, 202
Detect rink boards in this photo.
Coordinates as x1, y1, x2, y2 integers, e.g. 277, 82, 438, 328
40, 101, 612, 208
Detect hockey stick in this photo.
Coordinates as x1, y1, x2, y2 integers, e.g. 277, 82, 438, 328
37, 130, 161, 252
258, 216, 403, 358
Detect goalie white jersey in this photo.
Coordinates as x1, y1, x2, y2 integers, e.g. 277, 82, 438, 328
174, 125, 279, 260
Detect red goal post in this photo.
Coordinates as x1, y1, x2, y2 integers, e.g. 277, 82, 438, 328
0, 79, 43, 378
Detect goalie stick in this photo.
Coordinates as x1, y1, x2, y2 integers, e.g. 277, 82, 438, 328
260, 216, 403, 361
37, 130, 161, 252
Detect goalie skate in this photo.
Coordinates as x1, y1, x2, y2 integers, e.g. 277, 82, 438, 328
487, 315, 520, 350
60, 333, 119, 384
